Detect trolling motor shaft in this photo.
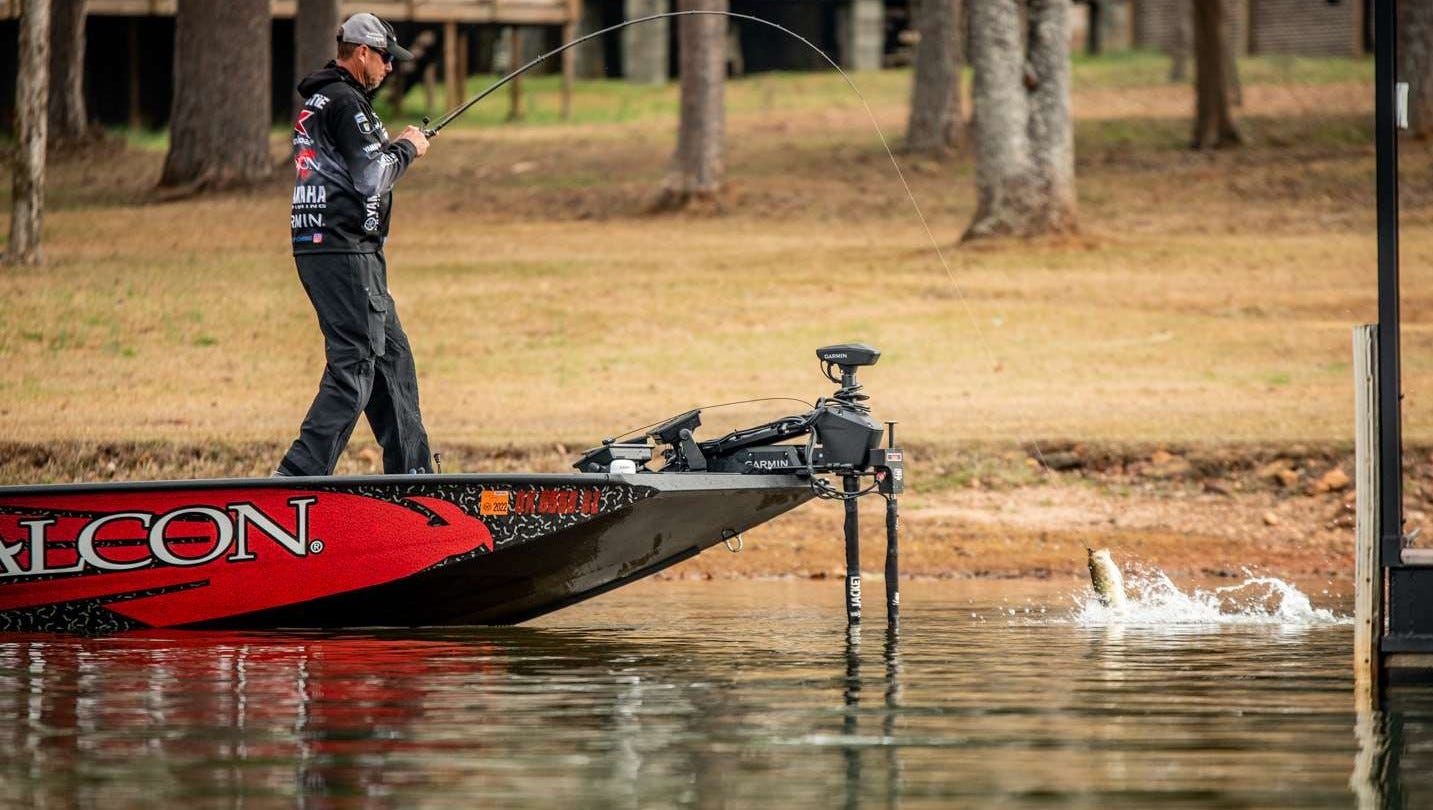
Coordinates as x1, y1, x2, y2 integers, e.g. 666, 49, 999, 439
573, 343, 905, 629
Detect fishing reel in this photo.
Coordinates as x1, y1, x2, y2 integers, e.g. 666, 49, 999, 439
573, 344, 903, 497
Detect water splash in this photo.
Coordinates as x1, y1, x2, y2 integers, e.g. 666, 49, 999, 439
1072, 569, 1349, 627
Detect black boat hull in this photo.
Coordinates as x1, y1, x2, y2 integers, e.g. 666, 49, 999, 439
0, 473, 813, 633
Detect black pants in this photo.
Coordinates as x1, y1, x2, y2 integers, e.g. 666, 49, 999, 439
278, 252, 432, 476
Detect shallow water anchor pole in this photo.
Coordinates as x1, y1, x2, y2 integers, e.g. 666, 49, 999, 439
883, 421, 900, 629
884, 494, 899, 628
844, 474, 862, 626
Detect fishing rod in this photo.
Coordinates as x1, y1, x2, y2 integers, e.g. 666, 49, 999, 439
417, 10, 1050, 468
413, 10, 1055, 628
420, 11, 835, 137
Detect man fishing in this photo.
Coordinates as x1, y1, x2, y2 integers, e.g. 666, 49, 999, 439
276, 13, 434, 477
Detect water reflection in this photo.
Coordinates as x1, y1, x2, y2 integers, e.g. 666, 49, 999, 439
1, 633, 505, 806
0, 579, 1373, 808
840, 626, 904, 810
1350, 686, 1433, 809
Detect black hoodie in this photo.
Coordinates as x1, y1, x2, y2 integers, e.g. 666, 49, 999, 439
290, 63, 417, 255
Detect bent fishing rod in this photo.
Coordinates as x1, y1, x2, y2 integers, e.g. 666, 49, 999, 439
416, 11, 1053, 465
420, 10, 838, 137
411, 9, 1060, 628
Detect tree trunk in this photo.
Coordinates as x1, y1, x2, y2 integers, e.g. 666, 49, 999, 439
48, 0, 88, 141
1224, 10, 1242, 107
906, 0, 963, 154
962, 0, 1037, 240
1086, 0, 1102, 54
623, 0, 669, 85
159, 0, 272, 192
657, 0, 726, 208
8, 0, 50, 266
1191, 0, 1240, 149
1401, 0, 1433, 139
1027, 0, 1077, 234
293, 0, 340, 121
1169, 0, 1190, 82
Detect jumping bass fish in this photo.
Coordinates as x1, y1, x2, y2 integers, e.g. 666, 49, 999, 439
1086, 548, 1128, 611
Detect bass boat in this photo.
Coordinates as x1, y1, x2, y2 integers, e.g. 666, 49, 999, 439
0, 345, 903, 633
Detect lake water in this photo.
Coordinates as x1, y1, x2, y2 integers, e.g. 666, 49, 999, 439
0, 574, 1424, 808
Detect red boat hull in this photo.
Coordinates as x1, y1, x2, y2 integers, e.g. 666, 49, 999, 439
0, 474, 812, 632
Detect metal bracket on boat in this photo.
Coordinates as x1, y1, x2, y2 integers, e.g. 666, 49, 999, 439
723, 529, 743, 553
573, 440, 655, 473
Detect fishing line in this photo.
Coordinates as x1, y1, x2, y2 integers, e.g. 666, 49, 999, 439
609, 396, 816, 443
424, 10, 1052, 471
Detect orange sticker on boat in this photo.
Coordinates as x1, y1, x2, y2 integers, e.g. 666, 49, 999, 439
480, 491, 510, 516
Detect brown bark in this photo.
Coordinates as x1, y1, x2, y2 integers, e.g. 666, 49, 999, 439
292, 0, 340, 121
1027, 0, 1077, 234
906, 0, 963, 154
444, 21, 461, 111
964, 0, 1032, 240
48, 0, 88, 141
1191, 0, 1241, 149
964, 0, 1076, 241
1401, 0, 1433, 139
1169, 0, 1190, 83
1224, 17, 1242, 107
8, 0, 50, 266
623, 0, 669, 85
657, 0, 727, 208
508, 27, 523, 122
159, 0, 272, 192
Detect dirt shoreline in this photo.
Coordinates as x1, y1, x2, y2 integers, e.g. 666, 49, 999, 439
3, 438, 1406, 589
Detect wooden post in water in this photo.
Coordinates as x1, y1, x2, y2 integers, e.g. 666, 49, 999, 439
444, 20, 461, 111
1355, 324, 1383, 694
561, 0, 579, 119
509, 27, 525, 121
127, 18, 142, 130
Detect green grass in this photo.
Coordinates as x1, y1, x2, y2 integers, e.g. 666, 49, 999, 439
0, 58, 1406, 453
1070, 49, 1371, 89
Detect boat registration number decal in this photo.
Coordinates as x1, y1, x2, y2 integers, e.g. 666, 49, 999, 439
480, 491, 510, 516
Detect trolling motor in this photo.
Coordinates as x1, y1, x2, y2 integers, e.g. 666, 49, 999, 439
574, 344, 905, 628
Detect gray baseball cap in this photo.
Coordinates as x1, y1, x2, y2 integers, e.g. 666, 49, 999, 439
338, 13, 414, 62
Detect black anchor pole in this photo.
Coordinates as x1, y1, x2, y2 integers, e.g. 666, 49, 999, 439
844, 473, 862, 626
884, 421, 900, 628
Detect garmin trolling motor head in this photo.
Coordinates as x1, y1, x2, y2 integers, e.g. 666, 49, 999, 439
812, 343, 884, 469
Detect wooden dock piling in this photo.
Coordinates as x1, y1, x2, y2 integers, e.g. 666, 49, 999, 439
1355, 324, 1383, 693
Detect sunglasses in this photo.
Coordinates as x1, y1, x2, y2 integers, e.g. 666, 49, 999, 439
368, 45, 394, 64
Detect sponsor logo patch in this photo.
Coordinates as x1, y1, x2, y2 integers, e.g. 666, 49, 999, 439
479, 491, 510, 516
292, 184, 327, 213
511, 489, 602, 516
0, 498, 320, 579
294, 148, 318, 180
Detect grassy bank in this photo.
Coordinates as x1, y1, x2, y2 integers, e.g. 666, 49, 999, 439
1, 58, 1423, 472
0, 436, 1370, 583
